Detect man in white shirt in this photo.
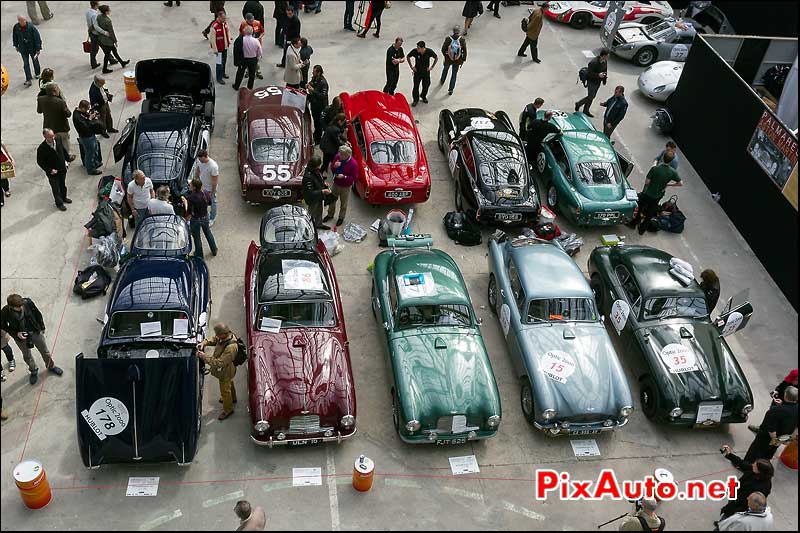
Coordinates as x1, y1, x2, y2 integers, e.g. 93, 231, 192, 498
126, 170, 155, 226
147, 185, 175, 215
192, 149, 219, 226
718, 492, 773, 531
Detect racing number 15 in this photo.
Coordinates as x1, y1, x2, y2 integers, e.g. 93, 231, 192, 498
550, 362, 564, 373
263, 164, 291, 181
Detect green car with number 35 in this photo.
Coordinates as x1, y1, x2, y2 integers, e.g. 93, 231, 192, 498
370, 235, 502, 445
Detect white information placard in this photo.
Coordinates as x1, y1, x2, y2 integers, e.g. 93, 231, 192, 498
293, 467, 322, 487
396, 272, 436, 299
696, 403, 723, 425
260, 317, 282, 333
172, 318, 189, 336
283, 262, 324, 291
140, 321, 162, 337
81, 396, 130, 441
449, 455, 480, 475
571, 439, 601, 457
126, 477, 159, 497
720, 311, 743, 337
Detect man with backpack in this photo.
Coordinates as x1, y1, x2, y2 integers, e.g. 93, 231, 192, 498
440, 27, 467, 96
618, 498, 665, 531
575, 49, 609, 118
197, 323, 242, 420
517, 3, 544, 63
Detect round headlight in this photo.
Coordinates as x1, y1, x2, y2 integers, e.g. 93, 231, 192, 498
324, 429, 334, 437
276, 432, 286, 441
741, 404, 753, 415
543, 409, 557, 420
254, 420, 270, 433
427, 432, 437, 441
670, 407, 683, 418
468, 431, 477, 440
603, 419, 614, 427
487, 415, 501, 428
620, 406, 633, 417
405, 420, 421, 433
340, 414, 355, 428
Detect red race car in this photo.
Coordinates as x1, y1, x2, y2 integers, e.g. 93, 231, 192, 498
543, 1, 673, 29
237, 86, 313, 204
244, 205, 357, 447
340, 90, 431, 205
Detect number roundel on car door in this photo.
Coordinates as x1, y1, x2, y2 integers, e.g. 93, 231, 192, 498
537, 152, 547, 174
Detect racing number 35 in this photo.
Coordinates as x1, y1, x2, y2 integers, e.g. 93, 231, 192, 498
263, 164, 292, 181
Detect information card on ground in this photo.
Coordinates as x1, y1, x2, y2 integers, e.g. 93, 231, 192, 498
449, 455, 480, 475
292, 467, 322, 487
126, 477, 159, 497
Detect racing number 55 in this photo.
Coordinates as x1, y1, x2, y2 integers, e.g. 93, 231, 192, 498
263, 164, 292, 181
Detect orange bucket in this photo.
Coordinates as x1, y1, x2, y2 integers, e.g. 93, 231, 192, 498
352, 455, 375, 492
780, 437, 798, 470
13, 459, 52, 509
123, 70, 141, 102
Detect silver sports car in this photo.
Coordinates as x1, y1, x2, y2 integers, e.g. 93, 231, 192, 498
605, 19, 697, 67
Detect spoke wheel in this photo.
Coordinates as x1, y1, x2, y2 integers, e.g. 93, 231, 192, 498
488, 275, 498, 315
640, 377, 659, 420
520, 380, 536, 426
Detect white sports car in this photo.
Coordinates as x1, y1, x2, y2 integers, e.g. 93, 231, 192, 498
637, 61, 684, 102
543, 1, 673, 30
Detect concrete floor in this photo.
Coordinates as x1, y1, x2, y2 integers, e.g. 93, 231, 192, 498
1, 1, 797, 531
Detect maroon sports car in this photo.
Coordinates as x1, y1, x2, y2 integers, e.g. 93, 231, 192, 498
245, 205, 356, 447
237, 86, 313, 204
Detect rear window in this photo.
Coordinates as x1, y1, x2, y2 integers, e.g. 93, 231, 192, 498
251, 137, 300, 162
576, 162, 621, 186
370, 140, 417, 164
108, 310, 190, 338
257, 301, 336, 328
132, 219, 190, 251
527, 298, 597, 323
262, 216, 315, 245
396, 304, 472, 330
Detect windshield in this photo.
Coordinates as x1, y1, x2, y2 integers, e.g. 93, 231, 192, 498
642, 297, 708, 320
108, 310, 190, 338
396, 304, 472, 330
251, 137, 300, 162
257, 301, 336, 328
576, 161, 621, 186
262, 216, 315, 244
133, 219, 190, 251
369, 140, 417, 164
527, 298, 597, 323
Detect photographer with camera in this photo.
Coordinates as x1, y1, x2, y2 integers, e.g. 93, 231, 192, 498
716, 445, 773, 526
72, 100, 102, 175
0, 294, 63, 385
89, 75, 116, 136
617, 498, 664, 531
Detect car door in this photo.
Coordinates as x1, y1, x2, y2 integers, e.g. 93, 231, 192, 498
113, 116, 137, 163
498, 258, 526, 377
613, 264, 647, 373
239, 113, 249, 185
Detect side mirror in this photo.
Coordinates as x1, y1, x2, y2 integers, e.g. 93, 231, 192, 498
477, 317, 484, 325
383, 322, 390, 331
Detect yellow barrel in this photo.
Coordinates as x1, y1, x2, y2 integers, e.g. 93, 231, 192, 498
13, 459, 52, 509
123, 70, 141, 102
352, 455, 375, 492
780, 437, 798, 470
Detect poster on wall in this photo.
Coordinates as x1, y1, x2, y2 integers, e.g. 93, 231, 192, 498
746, 110, 798, 193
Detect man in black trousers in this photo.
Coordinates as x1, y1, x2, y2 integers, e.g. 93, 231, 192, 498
744, 386, 798, 462
343, 0, 355, 31
487, 0, 501, 18
383, 37, 405, 95
575, 49, 608, 118
36, 128, 70, 211
277, 5, 300, 67
406, 41, 438, 107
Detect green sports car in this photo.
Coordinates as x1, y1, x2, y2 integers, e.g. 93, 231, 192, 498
370, 235, 502, 444
534, 110, 637, 226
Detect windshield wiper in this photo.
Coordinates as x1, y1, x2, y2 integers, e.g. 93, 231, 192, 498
527, 315, 549, 324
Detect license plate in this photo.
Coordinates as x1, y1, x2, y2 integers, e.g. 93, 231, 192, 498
385, 190, 412, 199
696, 403, 723, 426
435, 437, 467, 446
288, 438, 320, 447
594, 211, 619, 221
570, 429, 601, 435
496, 213, 522, 222
262, 188, 292, 198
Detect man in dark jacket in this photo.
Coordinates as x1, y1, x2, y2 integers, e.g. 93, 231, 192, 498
12, 15, 42, 87
0, 294, 63, 385
89, 75, 116, 135
575, 49, 608, 117
243, 0, 265, 26
72, 100, 102, 175
302, 156, 331, 229
519, 97, 544, 137
320, 113, 347, 176
36, 128, 71, 211
599, 85, 628, 138
525, 111, 561, 168
273, 1, 288, 46
37, 83, 75, 161
203, 1, 226, 39
744, 386, 798, 462
717, 446, 773, 522
277, 6, 300, 67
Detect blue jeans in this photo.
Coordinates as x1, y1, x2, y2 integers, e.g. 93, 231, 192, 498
190, 217, 218, 258
215, 49, 228, 82
440, 63, 460, 92
207, 191, 217, 222
78, 135, 100, 172
20, 50, 41, 82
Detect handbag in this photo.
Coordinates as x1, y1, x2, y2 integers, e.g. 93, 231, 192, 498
83, 39, 91, 53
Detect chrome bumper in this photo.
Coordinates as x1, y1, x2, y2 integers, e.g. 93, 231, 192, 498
534, 417, 628, 435
250, 428, 356, 448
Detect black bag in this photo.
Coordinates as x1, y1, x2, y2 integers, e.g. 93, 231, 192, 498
73, 265, 112, 299
226, 335, 248, 366
578, 67, 589, 87
521, 17, 528, 32
443, 211, 482, 246
84, 199, 118, 239
658, 195, 687, 233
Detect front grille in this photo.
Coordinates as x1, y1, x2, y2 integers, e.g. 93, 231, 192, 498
287, 415, 333, 435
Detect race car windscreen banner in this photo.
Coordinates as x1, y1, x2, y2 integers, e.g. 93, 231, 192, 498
600, 1, 627, 49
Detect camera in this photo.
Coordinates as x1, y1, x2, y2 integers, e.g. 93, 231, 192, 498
627, 498, 643, 512
22, 332, 34, 349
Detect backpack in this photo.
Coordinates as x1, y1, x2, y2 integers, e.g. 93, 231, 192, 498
636, 515, 665, 531
73, 265, 112, 299
443, 211, 482, 246
84, 199, 118, 239
225, 335, 248, 366
521, 17, 528, 32
658, 195, 686, 233
533, 222, 561, 241
448, 36, 462, 61
578, 67, 589, 87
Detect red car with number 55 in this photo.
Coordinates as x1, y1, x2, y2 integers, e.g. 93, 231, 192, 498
237, 85, 313, 204
340, 91, 431, 205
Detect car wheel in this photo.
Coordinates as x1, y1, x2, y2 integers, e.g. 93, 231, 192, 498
546, 182, 559, 213
437, 124, 446, 153
640, 377, 659, 420
487, 275, 498, 315
391, 389, 400, 433
570, 12, 591, 29
520, 379, 536, 426
590, 274, 606, 311
204, 101, 215, 133
634, 47, 658, 67
454, 179, 464, 212
196, 371, 204, 434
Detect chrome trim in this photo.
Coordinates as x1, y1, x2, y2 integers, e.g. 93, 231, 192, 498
250, 429, 356, 448
533, 417, 627, 433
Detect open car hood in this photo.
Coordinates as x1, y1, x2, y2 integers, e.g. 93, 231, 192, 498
135, 59, 213, 98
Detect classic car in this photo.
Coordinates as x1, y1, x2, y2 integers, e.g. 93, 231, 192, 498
113, 110, 210, 217
245, 205, 356, 447
637, 60, 684, 102
371, 234, 501, 444
136, 58, 216, 132
681, 1, 735, 35
488, 233, 633, 436
437, 108, 541, 226
605, 18, 699, 67
76, 215, 211, 467
588, 245, 755, 427
533, 110, 637, 226
237, 85, 314, 205
341, 90, 431, 205
544, 1, 673, 29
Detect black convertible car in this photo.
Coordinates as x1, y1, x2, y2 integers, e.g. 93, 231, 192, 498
76, 215, 211, 467
437, 108, 540, 226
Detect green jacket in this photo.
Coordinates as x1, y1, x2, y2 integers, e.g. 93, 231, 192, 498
96, 13, 117, 47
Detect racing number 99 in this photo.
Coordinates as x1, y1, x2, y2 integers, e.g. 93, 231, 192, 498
263, 164, 292, 181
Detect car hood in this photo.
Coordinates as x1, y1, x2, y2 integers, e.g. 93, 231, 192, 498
391, 330, 501, 421
616, 25, 650, 44
250, 329, 354, 420
523, 324, 631, 418
636, 321, 751, 406
639, 62, 683, 88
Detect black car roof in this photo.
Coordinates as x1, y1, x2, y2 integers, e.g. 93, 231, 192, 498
614, 246, 705, 299
113, 257, 192, 312
257, 250, 332, 302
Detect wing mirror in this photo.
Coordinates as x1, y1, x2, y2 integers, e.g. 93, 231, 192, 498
477, 317, 484, 325
383, 322, 390, 331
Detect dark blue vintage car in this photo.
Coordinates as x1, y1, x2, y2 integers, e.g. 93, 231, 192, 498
76, 215, 211, 467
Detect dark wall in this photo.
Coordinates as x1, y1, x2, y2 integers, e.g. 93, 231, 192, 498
669, 2, 798, 37
669, 37, 798, 309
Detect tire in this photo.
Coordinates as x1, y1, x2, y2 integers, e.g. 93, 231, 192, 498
546, 182, 559, 212
204, 101, 215, 133
437, 124, 446, 153
633, 47, 658, 67
454, 179, 464, 212
487, 275, 498, 315
590, 274, 606, 311
391, 389, 400, 433
570, 12, 591, 29
141, 98, 151, 114
520, 380, 536, 426
640, 377, 659, 420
